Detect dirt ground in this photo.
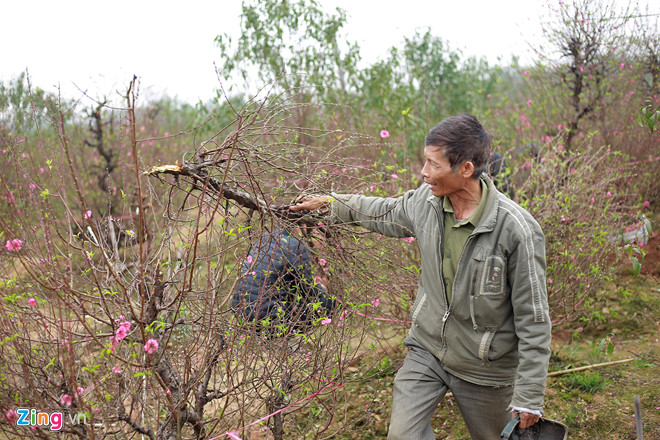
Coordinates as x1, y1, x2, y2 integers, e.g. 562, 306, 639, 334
641, 229, 660, 276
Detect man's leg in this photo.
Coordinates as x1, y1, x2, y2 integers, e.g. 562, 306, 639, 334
446, 373, 513, 440
388, 337, 448, 440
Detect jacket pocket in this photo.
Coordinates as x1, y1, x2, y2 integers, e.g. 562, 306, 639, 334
411, 290, 427, 322
480, 255, 506, 296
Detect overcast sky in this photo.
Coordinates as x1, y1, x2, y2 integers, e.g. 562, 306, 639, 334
1, 0, 654, 105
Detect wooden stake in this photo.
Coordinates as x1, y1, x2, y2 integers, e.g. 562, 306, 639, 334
547, 358, 635, 377
443, 358, 635, 399
635, 396, 643, 440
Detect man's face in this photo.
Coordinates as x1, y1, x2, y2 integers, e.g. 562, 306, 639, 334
421, 145, 466, 198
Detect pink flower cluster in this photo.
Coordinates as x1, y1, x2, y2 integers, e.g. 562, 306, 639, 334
110, 317, 132, 350
5, 239, 22, 251
60, 394, 72, 407
144, 338, 159, 354
5, 410, 18, 423
115, 319, 131, 341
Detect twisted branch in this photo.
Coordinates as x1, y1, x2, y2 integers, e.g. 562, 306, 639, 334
144, 158, 325, 228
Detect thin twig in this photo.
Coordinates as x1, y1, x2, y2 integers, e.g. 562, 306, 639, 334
547, 358, 635, 377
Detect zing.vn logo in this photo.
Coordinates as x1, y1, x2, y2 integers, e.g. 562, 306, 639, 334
14, 408, 88, 431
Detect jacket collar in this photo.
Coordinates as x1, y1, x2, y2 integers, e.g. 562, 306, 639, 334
425, 173, 500, 233
476, 174, 500, 233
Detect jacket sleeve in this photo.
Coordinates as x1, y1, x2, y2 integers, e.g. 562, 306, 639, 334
507, 215, 552, 412
329, 190, 419, 238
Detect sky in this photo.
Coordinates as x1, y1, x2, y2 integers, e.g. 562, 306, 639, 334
0, 0, 650, 105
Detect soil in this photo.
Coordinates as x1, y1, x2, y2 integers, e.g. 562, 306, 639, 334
641, 230, 660, 276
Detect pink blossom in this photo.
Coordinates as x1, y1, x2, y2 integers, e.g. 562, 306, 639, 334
115, 326, 128, 341
607, 191, 612, 197
321, 318, 332, 326
314, 276, 323, 284
391, 174, 398, 179
112, 365, 123, 374
643, 200, 650, 208
526, 99, 532, 106
75, 386, 84, 397
60, 394, 73, 407
84, 210, 92, 220
144, 339, 159, 354
28, 298, 36, 306
557, 145, 564, 151
5, 410, 18, 423
403, 236, 415, 243
318, 258, 327, 266
380, 130, 390, 139
5, 239, 22, 251
246, 255, 253, 264
371, 298, 380, 307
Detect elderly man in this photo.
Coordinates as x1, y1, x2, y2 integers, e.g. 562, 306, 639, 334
291, 113, 551, 439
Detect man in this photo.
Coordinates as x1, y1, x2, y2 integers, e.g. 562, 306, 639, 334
232, 227, 335, 331
291, 114, 551, 439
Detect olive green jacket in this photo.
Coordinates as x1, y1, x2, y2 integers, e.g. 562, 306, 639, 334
330, 175, 551, 411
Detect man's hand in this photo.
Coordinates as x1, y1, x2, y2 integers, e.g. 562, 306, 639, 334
290, 195, 331, 212
514, 411, 540, 429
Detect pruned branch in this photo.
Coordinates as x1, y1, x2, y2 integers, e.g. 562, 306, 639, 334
144, 158, 325, 228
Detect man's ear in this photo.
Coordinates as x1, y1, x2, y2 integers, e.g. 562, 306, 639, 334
460, 161, 475, 178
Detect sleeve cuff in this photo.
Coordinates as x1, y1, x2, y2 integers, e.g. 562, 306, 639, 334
509, 405, 543, 417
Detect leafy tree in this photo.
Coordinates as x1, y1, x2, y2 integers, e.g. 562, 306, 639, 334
535, 0, 634, 149
0, 72, 71, 135
215, 0, 360, 102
